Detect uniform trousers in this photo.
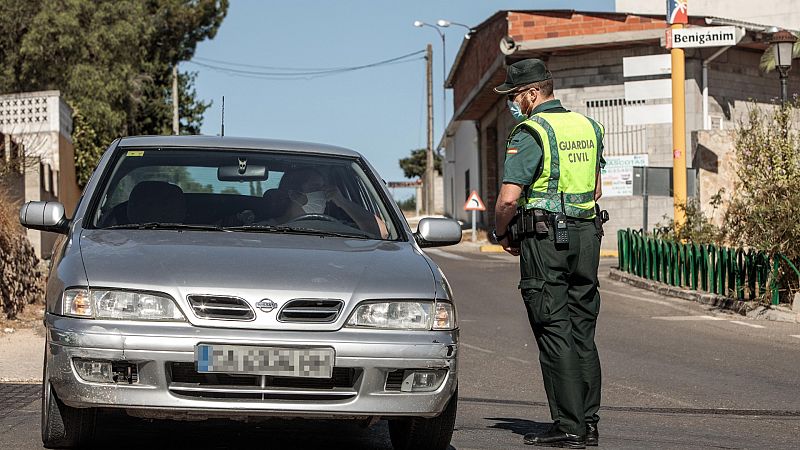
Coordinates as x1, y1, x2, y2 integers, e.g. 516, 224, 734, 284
518, 219, 602, 436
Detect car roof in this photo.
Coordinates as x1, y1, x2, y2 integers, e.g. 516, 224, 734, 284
117, 135, 362, 158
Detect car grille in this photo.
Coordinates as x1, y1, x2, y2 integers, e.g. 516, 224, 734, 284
167, 362, 360, 401
187, 295, 255, 321
277, 299, 343, 323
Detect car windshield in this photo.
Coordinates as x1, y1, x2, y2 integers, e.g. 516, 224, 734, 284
89, 148, 399, 240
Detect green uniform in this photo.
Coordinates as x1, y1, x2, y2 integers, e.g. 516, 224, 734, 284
503, 99, 604, 436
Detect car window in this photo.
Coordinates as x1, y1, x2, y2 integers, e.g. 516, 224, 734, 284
90, 148, 398, 240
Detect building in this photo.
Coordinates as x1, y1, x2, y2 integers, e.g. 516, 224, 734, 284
0, 90, 79, 258
443, 10, 799, 250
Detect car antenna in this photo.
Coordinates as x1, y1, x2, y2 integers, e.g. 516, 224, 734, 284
220, 96, 225, 137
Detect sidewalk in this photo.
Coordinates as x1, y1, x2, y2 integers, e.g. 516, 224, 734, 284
0, 327, 44, 383
610, 267, 800, 324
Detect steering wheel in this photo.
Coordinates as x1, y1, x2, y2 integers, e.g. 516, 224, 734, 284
287, 213, 339, 223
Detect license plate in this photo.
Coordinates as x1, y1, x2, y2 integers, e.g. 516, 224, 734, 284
195, 344, 334, 378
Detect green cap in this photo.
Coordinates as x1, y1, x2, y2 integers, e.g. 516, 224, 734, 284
494, 58, 552, 94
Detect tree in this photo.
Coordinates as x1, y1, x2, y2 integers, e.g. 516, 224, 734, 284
725, 100, 800, 259
0, 0, 228, 187
398, 149, 442, 179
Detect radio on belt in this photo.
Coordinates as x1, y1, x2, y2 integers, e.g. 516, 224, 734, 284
553, 212, 569, 245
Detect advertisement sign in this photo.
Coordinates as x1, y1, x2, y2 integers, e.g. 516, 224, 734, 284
667, 0, 688, 24
601, 154, 649, 197
667, 26, 743, 49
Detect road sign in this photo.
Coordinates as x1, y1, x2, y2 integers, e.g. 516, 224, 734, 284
387, 180, 422, 188
463, 190, 486, 211
667, 0, 688, 25
667, 26, 744, 49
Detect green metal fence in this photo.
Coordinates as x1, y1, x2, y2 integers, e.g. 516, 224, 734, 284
616, 229, 798, 305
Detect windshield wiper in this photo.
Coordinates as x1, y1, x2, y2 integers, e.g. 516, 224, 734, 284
224, 224, 371, 239
105, 223, 229, 232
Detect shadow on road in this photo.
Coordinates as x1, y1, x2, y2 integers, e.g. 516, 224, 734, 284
91, 411, 394, 449
487, 417, 551, 437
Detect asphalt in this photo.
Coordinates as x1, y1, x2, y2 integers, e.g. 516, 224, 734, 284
2, 243, 800, 449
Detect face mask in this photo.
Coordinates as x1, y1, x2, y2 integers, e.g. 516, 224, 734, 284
507, 100, 527, 122
298, 190, 328, 214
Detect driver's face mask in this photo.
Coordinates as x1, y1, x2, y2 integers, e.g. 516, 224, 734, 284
297, 191, 328, 214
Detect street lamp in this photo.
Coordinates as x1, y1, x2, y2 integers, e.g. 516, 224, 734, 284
771, 29, 797, 104
414, 20, 447, 129
436, 19, 474, 40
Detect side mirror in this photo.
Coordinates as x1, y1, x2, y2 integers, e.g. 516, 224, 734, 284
19, 201, 69, 235
415, 218, 462, 248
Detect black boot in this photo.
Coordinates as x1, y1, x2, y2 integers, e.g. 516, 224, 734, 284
586, 423, 598, 447
524, 424, 586, 448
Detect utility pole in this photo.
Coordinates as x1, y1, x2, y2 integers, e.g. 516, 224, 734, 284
671, 24, 687, 228
426, 44, 435, 216
172, 65, 180, 135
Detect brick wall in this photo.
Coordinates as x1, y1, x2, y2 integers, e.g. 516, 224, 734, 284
451, 13, 508, 114
507, 11, 668, 42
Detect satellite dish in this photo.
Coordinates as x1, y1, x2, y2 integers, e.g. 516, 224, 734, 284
500, 36, 516, 55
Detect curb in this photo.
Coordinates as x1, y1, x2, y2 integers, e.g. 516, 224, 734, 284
480, 244, 505, 253
608, 268, 800, 323
477, 245, 620, 256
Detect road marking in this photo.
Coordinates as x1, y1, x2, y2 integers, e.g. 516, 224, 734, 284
599, 289, 674, 306
652, 315, 727, 321
790, 335, 800, 340
486, 256, 517, 262
505, 356, 531, 364
424, 249, 469, 260
461, 343, 495, 354
729, 320, 765, 329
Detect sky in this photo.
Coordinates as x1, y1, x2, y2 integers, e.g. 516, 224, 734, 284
188, 0, 616, 200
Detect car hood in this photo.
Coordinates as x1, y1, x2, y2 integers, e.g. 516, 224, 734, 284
78, 229, 436, 330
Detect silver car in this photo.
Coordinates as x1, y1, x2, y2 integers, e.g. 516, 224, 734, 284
21, 136, 462, 449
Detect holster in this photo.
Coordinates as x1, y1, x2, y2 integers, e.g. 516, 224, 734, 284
508, 207, 550, 245
594, 204, 610, 237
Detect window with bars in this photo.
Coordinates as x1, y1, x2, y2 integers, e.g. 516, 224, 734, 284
585, 99, 647, 156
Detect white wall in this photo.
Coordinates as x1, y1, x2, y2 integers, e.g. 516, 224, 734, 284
615, 0, 800, 29
443, 120, 480, 223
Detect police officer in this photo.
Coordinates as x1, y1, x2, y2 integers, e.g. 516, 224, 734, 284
492, 59, 605, 448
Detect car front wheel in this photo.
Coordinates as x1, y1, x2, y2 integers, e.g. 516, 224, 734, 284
41, 351, 96, 448
388, 388, 458, 450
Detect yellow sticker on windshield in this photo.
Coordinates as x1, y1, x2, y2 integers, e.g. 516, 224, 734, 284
126, 151, 144, 157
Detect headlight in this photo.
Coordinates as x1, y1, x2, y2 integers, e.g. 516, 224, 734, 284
62, 288, 185, 321
345, 301, 457, 330
346, 301, 432, 329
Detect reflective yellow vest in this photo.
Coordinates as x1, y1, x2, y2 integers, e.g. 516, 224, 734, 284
511, 111, 604, 219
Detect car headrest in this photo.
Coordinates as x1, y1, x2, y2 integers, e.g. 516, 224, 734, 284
127, 181, 186, 223
262, 188, 291, 219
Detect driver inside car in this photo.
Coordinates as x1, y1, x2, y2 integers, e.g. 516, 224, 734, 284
238, 167, 389, 239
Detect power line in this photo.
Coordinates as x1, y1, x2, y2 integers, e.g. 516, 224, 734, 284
193, 56, 355, 71
186, 50, 426, 80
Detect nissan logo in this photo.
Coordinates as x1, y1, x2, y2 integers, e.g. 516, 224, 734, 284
256, 299, 277, 313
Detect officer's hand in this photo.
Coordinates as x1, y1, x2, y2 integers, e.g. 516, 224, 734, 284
500, 238, 520, 256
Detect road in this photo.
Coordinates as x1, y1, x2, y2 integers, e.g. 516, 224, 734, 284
2, 245, 800, 449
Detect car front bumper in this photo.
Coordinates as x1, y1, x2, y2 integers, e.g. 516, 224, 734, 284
45, 314, 459, 419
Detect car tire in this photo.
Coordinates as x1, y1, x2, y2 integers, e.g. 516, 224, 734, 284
41, 350, 96, 448
388, 388, 458, 450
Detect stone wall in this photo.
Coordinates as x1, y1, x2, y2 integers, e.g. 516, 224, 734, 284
692, 129, 738, 226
